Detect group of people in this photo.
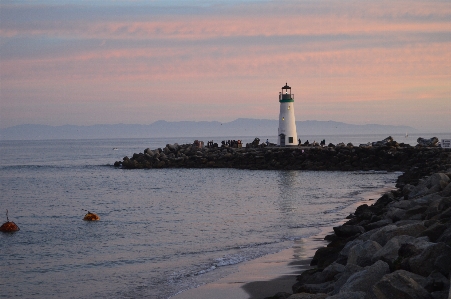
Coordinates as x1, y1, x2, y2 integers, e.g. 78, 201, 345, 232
298, 139, 326, 147
206, 140, 217, 148
221, 140, 242, 148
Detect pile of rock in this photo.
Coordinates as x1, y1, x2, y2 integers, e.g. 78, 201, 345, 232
418, 137, 440, 147
266, 172, 451, 299
114, 139, 451, 175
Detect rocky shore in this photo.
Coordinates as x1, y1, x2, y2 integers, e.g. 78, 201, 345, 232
114, 136, 451, 299
115, 137, 450, 179
262, 169, 451, 299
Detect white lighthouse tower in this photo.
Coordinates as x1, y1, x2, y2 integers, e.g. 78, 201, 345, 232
278, 83, 298, 146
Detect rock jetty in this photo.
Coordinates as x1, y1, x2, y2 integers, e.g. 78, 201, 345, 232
264, 170, 451, 299
115, 137, 450, 181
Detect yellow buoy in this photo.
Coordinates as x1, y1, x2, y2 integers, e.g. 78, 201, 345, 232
0, 210, 20, 232
83, 211, 100, 221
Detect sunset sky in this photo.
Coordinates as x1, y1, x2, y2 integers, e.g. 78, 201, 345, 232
1, 0, 450, 132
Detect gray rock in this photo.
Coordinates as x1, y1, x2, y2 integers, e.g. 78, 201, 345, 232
440, 183, 451, 197
333, 225, 365, 238
437, 226, 451, 244
419, 222, 449, 242
372, 270, 431, 299
316, 262, 345, 282
431, 291, 450, 299
327, 291, 365, 299
356, 229, 380, 242
403, 184, 416, 196
391, 200, 416, 210
417, 137, 439, 147
409, 185, 429, 198
364, 219, 393, 231
408, 242, 451, 276
287, 294, 328, 299
412, 193, 443, 206
371, 235, 416, 265
331, 264, 363, 295
385, 208, 407, 221
427, 173, 450, 188
144, 148, 155, 156
369, 223, 426, 246
339, 260, 390, 295
438, 197, 451, 211
264, 292, 291, 299
339, 239, 364, 258
294, 281, 334, 294
426, 184, 442, 195
347, 240, 382, 267
425, 271, 450, 294
404, 206, 429, 220
394, 220, 424, 227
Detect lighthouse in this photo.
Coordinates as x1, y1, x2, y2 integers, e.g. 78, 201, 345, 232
278, 83, 298, 146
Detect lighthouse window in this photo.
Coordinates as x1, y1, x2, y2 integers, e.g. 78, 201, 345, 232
289, 137, 293, 143
288, 106, 290, 110
282, 117, 285, 121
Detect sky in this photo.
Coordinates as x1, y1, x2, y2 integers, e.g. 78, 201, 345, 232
0, 0, 450, 132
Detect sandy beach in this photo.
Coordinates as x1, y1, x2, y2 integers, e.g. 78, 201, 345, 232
171, 235, 327, 299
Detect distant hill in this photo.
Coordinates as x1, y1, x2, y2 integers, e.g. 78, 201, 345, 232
0, 119, 417, 140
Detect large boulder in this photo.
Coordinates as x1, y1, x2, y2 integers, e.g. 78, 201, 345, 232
293, 281, 334, 294
424, 271, 450, 294
369, 223, 426, 246
440, 183, 451, 197
426, 173, 450, 188
338, 239, 363, 260
333, 225, 365, 238
371, 235, 416, 266
338, 260, 390, 295
372, 136, 393, 147
437, 226, 451, 245
347, 240, 382, 267
385, 208, 407, 221
310, 246, 343, 269
330, 264, 363, 295
372, 270, 431, 299
417, 137, 439, 147
407, 242, 451, 276
418, 222, 449, 242
326, 292, 365, 299
287, 293, 328, 299
364, 219, 393, 231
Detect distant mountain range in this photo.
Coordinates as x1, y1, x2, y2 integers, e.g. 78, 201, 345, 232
0, 119, 418, 140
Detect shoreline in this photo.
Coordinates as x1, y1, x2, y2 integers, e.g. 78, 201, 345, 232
170, 232, 326, 299
171, 186, 394, 299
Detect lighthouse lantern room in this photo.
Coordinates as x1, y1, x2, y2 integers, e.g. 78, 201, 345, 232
278, 83, 298, 146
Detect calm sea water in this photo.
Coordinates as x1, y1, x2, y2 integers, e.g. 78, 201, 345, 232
1, 134, 444, 298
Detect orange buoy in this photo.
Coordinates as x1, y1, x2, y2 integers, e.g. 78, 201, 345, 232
83, 211, 100, 221
0, 210, 20, 232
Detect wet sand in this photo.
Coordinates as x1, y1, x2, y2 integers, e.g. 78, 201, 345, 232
171, 231, 329, 299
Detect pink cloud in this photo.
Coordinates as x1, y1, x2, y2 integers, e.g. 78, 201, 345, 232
0, 1, 450, 131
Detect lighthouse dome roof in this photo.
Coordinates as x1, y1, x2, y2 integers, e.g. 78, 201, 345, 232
282, 83, 291, 89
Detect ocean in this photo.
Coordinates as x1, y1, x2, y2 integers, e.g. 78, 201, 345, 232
0, 133, 447, 298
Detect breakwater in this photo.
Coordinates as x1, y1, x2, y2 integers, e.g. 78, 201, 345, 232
114, 138, 451, 187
